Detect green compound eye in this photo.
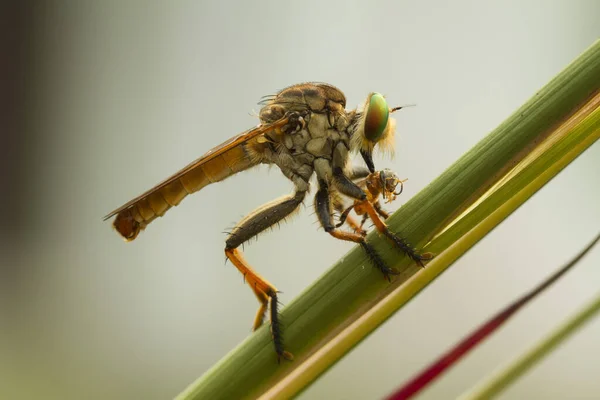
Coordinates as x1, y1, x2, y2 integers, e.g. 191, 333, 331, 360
364, 93, 389, 142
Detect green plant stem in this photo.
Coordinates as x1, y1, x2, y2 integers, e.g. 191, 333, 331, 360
177, 40, 600, 400
265, 99, 600, 400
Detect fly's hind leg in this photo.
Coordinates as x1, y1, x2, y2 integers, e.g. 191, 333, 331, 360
225, 190, 306, 362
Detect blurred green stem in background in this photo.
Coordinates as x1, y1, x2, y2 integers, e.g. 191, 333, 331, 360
177, 40, 600, 400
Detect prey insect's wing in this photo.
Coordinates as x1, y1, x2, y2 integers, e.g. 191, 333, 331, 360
104, 116, 290, 240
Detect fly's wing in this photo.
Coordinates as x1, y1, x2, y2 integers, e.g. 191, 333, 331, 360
104, 117, 289, 241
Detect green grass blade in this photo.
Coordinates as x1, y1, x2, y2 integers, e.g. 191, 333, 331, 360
265, 99, 600, 400
177, 40, 600, 400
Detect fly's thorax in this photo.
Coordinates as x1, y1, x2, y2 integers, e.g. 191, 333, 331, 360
306, 137, 332, 158
252, 83, 356, 190
258, 112, 349, 164
288, 129, 310, 151
258, 83, 347, 124
306, 112, 330, 138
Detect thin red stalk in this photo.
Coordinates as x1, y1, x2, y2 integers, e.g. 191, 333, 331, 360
386, 232, 600, 400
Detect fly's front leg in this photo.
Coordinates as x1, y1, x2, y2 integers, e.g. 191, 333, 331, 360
314, 176, 398, 280
361, 200, 433, 266
373, 201, 390, 219
359, 213, 369, 230
360, 149, 376, 173
348, 165, 370, 181
225, 190, 306, 362
335, 204, 354, 229
330, 166, 371, 233
332, 191, 365, 235
332, 143, 433, 267
355, 198, 433, 267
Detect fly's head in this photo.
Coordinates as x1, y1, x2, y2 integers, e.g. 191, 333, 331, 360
365, 168, 405, 204
350, 93, 408, 172
379, 168, 405, 203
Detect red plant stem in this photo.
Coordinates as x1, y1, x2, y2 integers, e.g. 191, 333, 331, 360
386, 232, 600, 400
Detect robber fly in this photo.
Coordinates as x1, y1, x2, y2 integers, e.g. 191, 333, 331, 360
104, 82, 432, 361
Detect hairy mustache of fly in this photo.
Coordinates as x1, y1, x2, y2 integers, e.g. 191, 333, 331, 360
104, 83, 432, 362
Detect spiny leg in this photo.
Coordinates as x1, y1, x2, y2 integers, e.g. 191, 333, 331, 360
359, 199, 433, 267
314, 179, 398, 280
332, 165, 432, 267
225, 190, 306, 362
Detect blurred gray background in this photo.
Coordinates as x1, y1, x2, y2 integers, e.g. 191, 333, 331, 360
2, 1, 599, 399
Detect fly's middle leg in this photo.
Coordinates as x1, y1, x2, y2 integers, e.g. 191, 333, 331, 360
225, 190, 305, 362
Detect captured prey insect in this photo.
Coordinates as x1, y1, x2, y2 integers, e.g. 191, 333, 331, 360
104, 82, 432, 362
336, 168, 407, 235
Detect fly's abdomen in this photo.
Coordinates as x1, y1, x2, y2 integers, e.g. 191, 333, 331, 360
111, 144, 255, 241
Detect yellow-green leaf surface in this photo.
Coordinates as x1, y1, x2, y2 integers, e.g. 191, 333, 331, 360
177, 40, 600, 400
